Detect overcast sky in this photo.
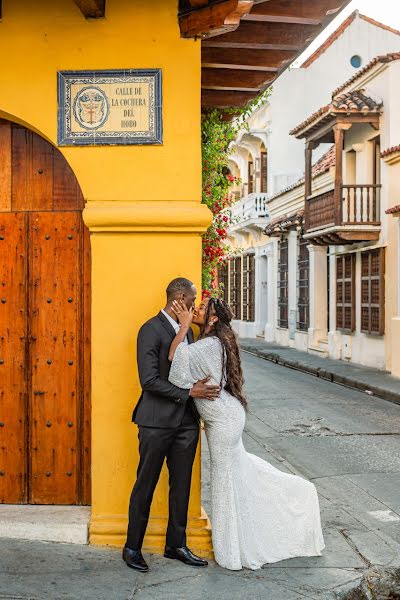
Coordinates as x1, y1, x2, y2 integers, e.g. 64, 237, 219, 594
293, 0, 400, 67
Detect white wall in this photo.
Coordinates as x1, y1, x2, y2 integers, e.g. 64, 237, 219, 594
266, 15, 400, 196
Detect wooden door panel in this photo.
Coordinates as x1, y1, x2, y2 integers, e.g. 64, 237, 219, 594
82, 225, 91, 504
29, 212, 81, 504
0, 213, 27, 503
53, 151, 84, 211
12, 127, 53, 212
0, 120, 12, 211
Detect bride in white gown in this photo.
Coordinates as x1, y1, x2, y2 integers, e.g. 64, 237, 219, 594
167, 296, 325, 571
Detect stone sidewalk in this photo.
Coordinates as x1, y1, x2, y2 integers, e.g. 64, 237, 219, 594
1, 353, 400, 600
240, 337, 400, 405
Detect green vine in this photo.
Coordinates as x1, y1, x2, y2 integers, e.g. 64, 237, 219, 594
201, 89, 271, 297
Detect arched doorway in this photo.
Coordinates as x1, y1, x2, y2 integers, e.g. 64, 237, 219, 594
0, 119, 90, 505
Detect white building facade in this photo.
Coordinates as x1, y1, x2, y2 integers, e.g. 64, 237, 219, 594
222, 12, 400, 376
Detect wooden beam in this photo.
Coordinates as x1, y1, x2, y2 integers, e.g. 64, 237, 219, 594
74, 0, 105, 18
339, 231, 380, 242
333, 126, 344, 226
202, 21, 321, 49
180, 0, 253, 38
202, 89, 256, 108
202, 67, 274, 88
243, 0, 345, 23
202, 47, 295, 70
189, 0, 209, 6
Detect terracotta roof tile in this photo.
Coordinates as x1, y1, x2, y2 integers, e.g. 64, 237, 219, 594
381, 144, 400, 158
332, 52, 400, 96
264, 210, 304, 236
311, 145, 336, 177
386, 204, 400, 215
301, 12, 400, 69
290, 89, 382, 138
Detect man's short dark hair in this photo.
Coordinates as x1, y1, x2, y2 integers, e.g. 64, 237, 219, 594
166, 277, 194, 301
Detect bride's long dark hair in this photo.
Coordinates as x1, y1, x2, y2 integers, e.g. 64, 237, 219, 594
201, 298, 247, 409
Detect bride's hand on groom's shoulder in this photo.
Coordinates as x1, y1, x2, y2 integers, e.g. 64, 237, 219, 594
171, 299, 193, 328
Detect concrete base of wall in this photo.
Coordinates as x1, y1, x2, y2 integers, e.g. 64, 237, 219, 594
0, 505, 90, 544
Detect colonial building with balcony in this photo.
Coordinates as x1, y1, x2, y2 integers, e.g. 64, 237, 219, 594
223, 13, 400, 376
290, 52, 400, 371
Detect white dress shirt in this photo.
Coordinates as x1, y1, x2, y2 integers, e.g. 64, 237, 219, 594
161, 309, 188, 345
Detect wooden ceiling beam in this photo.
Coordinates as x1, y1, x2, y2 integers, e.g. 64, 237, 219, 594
202, 89, 256, 108
189, 0, 209, 6
244, 0, 345, 22
202, 67, 274, 88
74, 0, 105, 18
180, 0, 253, 38
202, 21, 321, 49
202, 47, 295, 70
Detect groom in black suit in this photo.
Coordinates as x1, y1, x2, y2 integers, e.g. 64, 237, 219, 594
123, 277, 219, 572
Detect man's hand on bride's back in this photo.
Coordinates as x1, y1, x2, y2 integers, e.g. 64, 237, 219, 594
190, 377, 220, 401
171, 299, 193, 328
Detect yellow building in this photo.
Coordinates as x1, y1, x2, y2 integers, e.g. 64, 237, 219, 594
0, 0, 349, 555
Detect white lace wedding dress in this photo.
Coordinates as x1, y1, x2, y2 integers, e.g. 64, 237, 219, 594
169, 336, 325, 570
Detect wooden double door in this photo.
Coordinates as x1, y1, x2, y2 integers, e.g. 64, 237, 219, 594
0, 120, 90, 505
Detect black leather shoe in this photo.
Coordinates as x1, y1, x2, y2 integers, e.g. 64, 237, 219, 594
164, 545, 208, 567
122, 547, 149, 572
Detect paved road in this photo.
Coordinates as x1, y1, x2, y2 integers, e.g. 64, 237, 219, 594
1, 353, 400, 600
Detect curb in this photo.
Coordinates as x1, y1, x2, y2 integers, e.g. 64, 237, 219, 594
240, 344, 400, 406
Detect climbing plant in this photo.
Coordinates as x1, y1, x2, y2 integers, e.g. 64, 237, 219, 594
201, 89, 271, 296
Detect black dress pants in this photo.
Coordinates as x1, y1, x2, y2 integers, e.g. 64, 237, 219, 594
126, 422, 199, 550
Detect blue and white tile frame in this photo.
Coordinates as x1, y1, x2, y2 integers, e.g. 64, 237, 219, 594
57, 69, 163, 146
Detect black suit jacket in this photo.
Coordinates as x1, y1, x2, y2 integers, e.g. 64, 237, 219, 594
132, 311, 200, 429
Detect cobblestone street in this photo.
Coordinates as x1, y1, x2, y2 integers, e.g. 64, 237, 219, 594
1, 352, 400, 600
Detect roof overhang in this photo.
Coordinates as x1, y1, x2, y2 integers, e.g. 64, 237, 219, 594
178, 0, 353, 109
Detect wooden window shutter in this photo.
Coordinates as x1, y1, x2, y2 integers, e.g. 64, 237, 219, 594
249, 254, 255, 322
297, 237, 309, 331
336, 254, 355, 332
360, 248, 385, 335
229, 256, 242, 320
261, 151, 268, 193
242, 254, 255, 323
242, 255, 249, 321
248, 160, 254, 194
278, 239, 289, 328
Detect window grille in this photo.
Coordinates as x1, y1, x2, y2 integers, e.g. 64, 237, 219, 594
278, 239, 289, 328
297, 238, 309, 331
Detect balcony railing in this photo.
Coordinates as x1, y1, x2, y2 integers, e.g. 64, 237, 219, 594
341, 184, 381, 225
231, 192, 269, 223
305, 184, 381, 232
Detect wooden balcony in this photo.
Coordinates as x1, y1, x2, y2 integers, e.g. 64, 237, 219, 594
304, 184, 381, 244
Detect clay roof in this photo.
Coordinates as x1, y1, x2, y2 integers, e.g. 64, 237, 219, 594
386, 204, 400, 215
264, 210, 304, 236
290, 89, 382, 138
332, 52, 400, 96
267, 146, 335, 202
311, 145, 336, 177
381, 144, 400, 158
302, 12, 400, 69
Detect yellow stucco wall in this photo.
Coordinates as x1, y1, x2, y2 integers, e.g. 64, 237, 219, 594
0, 0, 201, 201
0, 0, 212, 553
